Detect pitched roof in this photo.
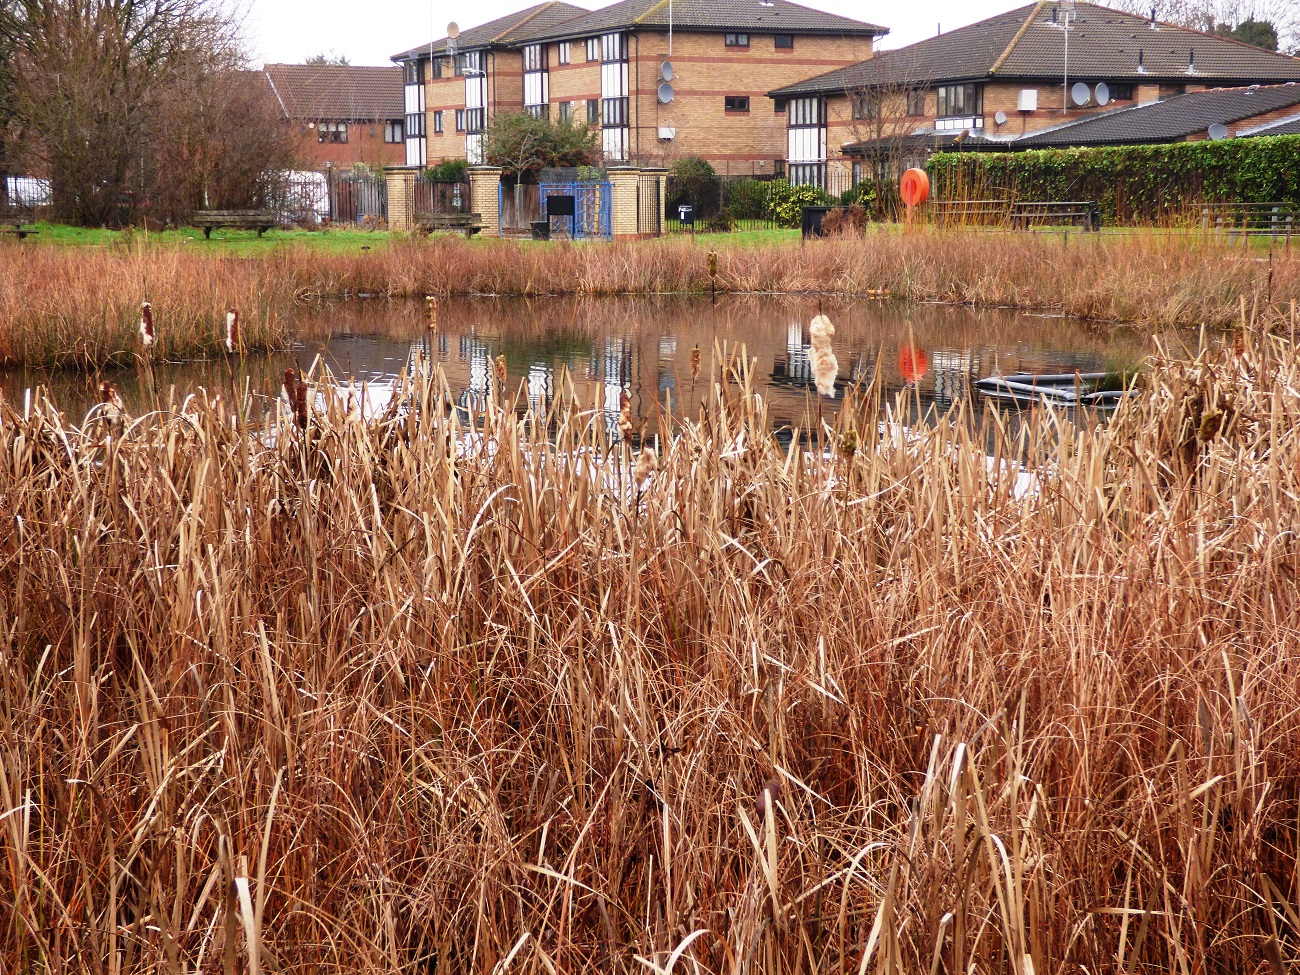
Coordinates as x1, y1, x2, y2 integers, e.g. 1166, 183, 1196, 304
513, 0, 885, 44
1013, 82, 1300, 146
263, 64, 404, 121
771, 1, 1300, 96
1242, 114, 1300, 137
392, 2, 590, 60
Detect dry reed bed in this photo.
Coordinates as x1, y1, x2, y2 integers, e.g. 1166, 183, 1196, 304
1, 231, 1297, 366
2, 317, 1300, 974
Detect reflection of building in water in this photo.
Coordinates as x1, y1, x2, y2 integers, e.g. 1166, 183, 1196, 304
932, 349, 979, 411
460, 338, 492, 412
527, 363, 552, 413
657, 336, 677, 404
602, 336, 633, 438
775, 322, 812, 387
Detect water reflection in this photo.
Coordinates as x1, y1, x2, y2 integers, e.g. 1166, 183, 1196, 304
0, 296, 1148, 437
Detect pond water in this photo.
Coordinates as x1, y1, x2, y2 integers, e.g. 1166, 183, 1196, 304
1, 296, 1150, 436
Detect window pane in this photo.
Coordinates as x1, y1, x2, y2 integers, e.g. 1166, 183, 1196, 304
774, 34, 793, 48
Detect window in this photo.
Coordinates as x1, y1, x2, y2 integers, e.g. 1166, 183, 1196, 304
455, 109, 466, 132
851, 95, 877, 120
432, 111, 443, 134
936, 83, 983, 118
586, 37, 600, 61
384, 121, 404, 143
523, 44, 545, 71
588, 98, 600, 124
725, 32, 750, 47
1110, 83, 1135, 100
454, 51, 481, 76
559, 101, 571, 122
404, 60, 420, 84
602, 96, 629, 126
601, 32, 626, 62
431, 57, 443, 79
317, 122, 347, 144
465, 108, 484, 133
789, 96, 824, 127
558, 41, 571, 64
906, 89, 926, 116
724, 95, 750, 112
406, 112, 425, 137
525, 105, 549, 119
774, 97, 788, 113
774, 34, 794, 49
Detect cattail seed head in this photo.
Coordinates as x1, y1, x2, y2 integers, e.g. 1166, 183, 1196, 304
690, 344, 701, 380
707, 251, 718, 278
225, 309, 239, 353
426, 295, 438, 331
617, 390, 635, 442
633, 445, 658, 483
808, 314, 838, 398
494, 355, 508, 387
138, 302, 154, 348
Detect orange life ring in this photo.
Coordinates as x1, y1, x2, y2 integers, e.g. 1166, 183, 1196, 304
899, 168, 930, 208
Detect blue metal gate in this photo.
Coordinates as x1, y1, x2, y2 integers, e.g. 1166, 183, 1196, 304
541, 182, 612, 240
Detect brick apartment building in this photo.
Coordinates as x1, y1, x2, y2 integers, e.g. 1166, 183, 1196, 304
392, 0, 884, 173
263, 63, 406, 170
767, 1, 1300, 187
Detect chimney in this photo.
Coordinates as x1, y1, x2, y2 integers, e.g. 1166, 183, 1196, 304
1138, 48, 1146, 72
1186, 48, 1195, 74
1149, 5, 1158, 27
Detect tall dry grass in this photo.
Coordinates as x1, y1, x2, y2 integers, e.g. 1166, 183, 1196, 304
2, 308, 1300, 973
0, 231, 1297, 366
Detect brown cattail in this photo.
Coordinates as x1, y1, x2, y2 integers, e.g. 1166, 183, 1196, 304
99, 381, 125, 424
283, 369, 309, 427
138, 302, 154, 348
426, 295, 438, 332
617, 390, 635, 442
808, 314, 838, 398
706, 251, 718, 278
494, 354, 508, 388
225, 309, 240, 353
756, 779, 781, 822
632, 445, 658, 483
690, 344, 701, 381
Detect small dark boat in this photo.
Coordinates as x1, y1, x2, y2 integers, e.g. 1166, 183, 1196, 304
975, 372, 1133, 408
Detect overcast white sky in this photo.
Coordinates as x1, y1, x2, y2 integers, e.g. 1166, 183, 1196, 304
241, 0, 1016, 66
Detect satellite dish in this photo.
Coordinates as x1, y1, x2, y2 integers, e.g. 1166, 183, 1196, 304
1071, 81, 1091, 106
994, 110, 1008, 125
1207, 122, 1229, 140
1095, 81, 1110, 105
660, 61, 674, 81
447, 21, 460, 38
657, 82, 674, 104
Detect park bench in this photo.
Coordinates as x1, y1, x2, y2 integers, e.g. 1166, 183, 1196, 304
1011, 201, 1101, 232
0, 202, 39, 240
929, 199, 1100, 232
192, 209, 277, 239
414, 212, 484, 239
1200, 203, 1296, 241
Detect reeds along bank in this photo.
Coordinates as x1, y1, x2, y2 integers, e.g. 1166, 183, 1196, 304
2, 315, 1300, 973
1, 232, 1298, 366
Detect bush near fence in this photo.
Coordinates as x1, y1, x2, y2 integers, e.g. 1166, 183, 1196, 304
928, 134, 1300, 225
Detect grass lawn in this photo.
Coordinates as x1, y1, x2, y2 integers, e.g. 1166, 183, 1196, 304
29, 222, 401, 255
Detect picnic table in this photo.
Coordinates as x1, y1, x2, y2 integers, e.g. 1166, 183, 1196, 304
414, 213, 485, 239
0, 203, 39, 240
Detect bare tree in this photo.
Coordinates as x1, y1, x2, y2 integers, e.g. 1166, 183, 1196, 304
1100, 0, 1297, 53
841, 53, 931, 217
6, 0, 261, 225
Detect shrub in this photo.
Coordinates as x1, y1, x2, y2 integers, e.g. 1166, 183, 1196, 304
425, 159, 469, 183
838, 178, 877, 213
821, 204, 868, 236
667, 156, 721, 219
725, 179, 774, 221
929, 134, 1300, 224
768, 180, 833, 228
483, 113, 600, 178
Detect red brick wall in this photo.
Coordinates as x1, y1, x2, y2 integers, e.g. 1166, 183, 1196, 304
288, 119, 405, 170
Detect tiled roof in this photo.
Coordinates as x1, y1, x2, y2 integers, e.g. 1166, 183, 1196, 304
263, 64, 404, 121
771, 1, 1300, 96
392, 3, 590, 59
1240, 113, 1300, 137
1013, 83, 1300, 146
513, 0, 885, 44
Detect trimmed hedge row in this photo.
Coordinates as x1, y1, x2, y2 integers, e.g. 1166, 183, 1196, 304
928, 134, 1300, 224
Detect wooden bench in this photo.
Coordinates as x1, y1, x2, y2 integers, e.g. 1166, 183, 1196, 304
192, 209, 277, 239
1200, 203, 1296, 240
0, 203, 38, 240
414, 212, 484, 239
1012, 201, 1100, 232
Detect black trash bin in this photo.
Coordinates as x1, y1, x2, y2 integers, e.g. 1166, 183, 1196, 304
801, 206, 834, 239
676, 204, 695, 229
531, 220, 550, 241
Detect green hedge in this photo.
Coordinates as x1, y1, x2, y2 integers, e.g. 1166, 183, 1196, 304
928, 134, 1300, 224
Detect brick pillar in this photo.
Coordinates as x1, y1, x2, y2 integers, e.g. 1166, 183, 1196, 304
468, 166, 503, 237
607, 167, 641, 241
385, 167, 419, 232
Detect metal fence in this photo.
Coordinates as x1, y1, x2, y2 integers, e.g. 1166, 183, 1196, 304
665, 174, 782, 233
332, 172, 387, 225
540, 182, 612, 240
414, 179, 470, 217
3, 176, 52, 209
